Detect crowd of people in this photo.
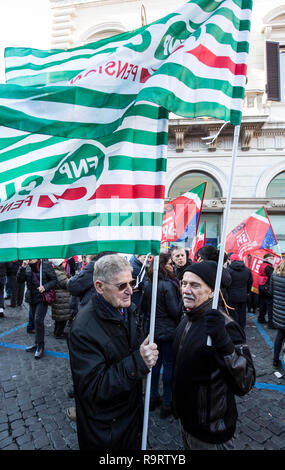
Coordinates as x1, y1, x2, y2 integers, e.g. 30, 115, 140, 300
0, 244, 284, 450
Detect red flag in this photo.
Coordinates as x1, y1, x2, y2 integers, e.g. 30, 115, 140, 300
161, 183, 206, 245
244, 248, 281, 294
225, 206, 278, 257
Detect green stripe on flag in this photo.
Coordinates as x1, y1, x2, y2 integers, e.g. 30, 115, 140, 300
205, 24, 250, 53
108, 155, 166, 172
0, 239, 161, 261
155, 63, 245, 99
0, 212, 163, 233
137, 87, 242, 125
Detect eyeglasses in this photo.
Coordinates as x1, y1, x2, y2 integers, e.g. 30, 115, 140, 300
101, 279, 136, 291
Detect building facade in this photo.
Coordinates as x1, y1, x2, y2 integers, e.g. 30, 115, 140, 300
49, 0, 285, 252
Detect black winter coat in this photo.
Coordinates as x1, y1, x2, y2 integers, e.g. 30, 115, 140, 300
6, 261, 22, 276
0, 262, 7, 279
68, 294, 150, 450
227, 261, 253, 304
141, 276, 182, 342
172, 302, 255, 444
17, 261, 56, 305
173, 260, 192, 281
67, 260, 95, 305
270, 274, 285, 330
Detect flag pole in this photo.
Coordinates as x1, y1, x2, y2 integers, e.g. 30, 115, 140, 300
207, 125, 241, 346
141, 254, 159, 450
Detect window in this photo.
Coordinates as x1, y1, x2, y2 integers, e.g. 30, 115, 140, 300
168, 171, 222, 199
266, 171, 285, 197
268, 214, 285, 254
266, 41, 282, 101
168, 171, 222, 250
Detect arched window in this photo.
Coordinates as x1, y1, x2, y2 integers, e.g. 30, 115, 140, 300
168, 171, 222, 199
81, 22, 127, 44
266, 171, 285, 197
168, 171, 222, 249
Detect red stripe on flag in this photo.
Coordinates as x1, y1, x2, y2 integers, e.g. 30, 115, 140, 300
186, 44, 247, 76
89, 184, 165, 200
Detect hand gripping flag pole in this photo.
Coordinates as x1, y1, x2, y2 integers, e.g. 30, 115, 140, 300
207, 125, 241, 346
141, 255, 159, 450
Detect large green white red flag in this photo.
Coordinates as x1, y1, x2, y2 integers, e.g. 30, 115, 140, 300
0, 0, 252, 261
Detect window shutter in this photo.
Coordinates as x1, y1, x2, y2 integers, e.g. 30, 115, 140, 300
266, 41, 281, 101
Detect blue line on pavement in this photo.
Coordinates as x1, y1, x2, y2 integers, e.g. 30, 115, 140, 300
255, 382, 285, 394
0, 341, 69, 359
0, 322, 28, 338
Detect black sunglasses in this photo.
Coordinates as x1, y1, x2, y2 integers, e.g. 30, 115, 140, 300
101, 279, 136, 291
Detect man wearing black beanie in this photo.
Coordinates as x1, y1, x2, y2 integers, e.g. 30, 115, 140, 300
172, 261, 256, 450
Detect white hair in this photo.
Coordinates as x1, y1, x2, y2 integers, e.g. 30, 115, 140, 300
93, 254, 132, 283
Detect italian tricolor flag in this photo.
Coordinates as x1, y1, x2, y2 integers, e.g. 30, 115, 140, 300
191, 221, 206, 260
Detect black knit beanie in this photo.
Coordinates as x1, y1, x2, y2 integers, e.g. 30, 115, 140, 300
182, 260, 217, 290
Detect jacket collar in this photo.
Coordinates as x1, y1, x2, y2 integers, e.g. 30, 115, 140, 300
184, 298, 213, 321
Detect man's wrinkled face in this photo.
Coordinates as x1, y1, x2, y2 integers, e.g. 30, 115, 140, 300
181, 271, 214, 310
95, 269, 134, 310
172, 248, 186, 267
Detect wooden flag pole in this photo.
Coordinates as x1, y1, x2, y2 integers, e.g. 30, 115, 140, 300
207, 125, 241, 345
141, 254, 159, 450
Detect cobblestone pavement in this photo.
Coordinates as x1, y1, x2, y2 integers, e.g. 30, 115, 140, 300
0, 302, 284, 452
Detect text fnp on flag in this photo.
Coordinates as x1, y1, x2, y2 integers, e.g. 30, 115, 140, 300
161, 183, 206, 245
225, 206, 278, 258
0, 0, 252, 261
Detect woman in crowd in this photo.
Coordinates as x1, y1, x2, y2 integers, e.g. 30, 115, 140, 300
141, 253, 182, 418
17, 259, 57, 359
270, 257, 285, 368
50, 259, 71, 339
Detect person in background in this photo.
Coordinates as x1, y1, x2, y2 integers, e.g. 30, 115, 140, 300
6, 260, 24, 308
171, 246, 192, 280
65, 256, 77, 277
68, 254, 158, 450
172, 261, 256, 450
227, 254, 253, 330
17, 259, 57, 359
196, 245, 232, 313
258, 253, 275, 328
141, 253, 182, 418
270, 257, 285, 368
130, 254, 151, 307
50, 259, 71, 339
0, 262, 7, 317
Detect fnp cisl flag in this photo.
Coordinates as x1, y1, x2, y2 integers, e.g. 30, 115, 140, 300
0, 0, 252, 261
225, 206, 278, 258
161, 183, 206, 245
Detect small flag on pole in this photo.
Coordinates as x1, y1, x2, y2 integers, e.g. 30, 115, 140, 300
161, 183, 206, 245
190, 221, 206, 260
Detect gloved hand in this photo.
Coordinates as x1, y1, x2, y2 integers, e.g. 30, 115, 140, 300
205, 309, 230, 349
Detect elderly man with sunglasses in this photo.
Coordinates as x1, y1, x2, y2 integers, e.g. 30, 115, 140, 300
68, 254, 158, 451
